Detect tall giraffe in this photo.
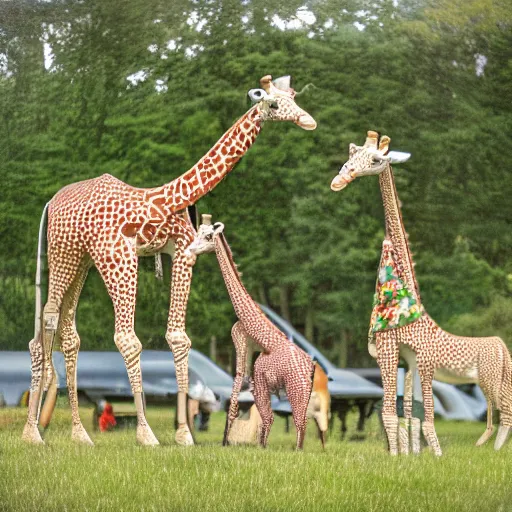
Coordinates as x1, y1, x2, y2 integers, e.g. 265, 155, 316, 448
22, 75, 316, 447
187, 217, 320, 449
330, 131, 512, 455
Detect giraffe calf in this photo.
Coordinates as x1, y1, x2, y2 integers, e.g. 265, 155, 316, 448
188, 217, 324, 449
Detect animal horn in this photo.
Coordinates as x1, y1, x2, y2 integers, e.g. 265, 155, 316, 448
379, 135, 391, 154
260, 75, 272, 93
213, 222, 225, 234
201, 214, 212, 225
365, 130, 379, 148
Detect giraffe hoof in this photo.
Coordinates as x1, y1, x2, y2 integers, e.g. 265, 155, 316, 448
21, 423, 44, 445
137, 425, 160, 446
175, 425, 194, 446
494, 426, 511, 451
72, 426, 94, 446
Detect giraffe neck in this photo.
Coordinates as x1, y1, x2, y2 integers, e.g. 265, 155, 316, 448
150, 107, 262, 211
379, 164, 421, 304
214, 234, 263, 321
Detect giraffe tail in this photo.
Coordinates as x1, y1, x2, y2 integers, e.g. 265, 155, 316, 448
34, 202, 50, 340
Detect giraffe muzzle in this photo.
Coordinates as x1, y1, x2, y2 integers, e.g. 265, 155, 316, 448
296, 113, 317, 131
330, 169, 354, 191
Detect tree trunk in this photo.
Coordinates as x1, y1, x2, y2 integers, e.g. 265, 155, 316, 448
209, 335, 217, 364
338, 329, 350, 368
257, 283, 269, 307
279, 285, 291, 323
305, 305, 314, 342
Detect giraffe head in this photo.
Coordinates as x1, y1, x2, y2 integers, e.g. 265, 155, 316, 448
187, 214, 224, 256
248, 75, 317, 131
330, 131, 410, 191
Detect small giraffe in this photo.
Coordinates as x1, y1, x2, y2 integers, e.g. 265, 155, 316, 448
330, 131, 512, 455
22, 75, 316, 447
188, 216, 319, 449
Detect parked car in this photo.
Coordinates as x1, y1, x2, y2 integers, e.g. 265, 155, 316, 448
259, 305, 384, 437
0, 350, 218, 411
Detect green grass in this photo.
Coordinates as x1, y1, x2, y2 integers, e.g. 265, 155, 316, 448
1, 407, 511, 512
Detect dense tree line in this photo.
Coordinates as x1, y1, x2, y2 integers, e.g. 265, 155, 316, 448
0, 0, 511, 368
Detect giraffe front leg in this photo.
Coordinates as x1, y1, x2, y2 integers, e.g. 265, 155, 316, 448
223, 322, 249, 446
377, 333, 400, 455
115, 330, 159, 446
418, 363, 442, 456
95, 246, 158, 446
166, 245, 194, 446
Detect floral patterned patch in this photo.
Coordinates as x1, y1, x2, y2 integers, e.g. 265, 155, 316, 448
370, 240, 422, 334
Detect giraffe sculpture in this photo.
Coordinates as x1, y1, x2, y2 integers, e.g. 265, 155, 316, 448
187, 216, 321, 449
330, 131, 512, 456
21, 75, 316, 447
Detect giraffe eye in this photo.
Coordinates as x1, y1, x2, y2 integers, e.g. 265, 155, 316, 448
270, 101, 279, 110
205, 234, 213, 241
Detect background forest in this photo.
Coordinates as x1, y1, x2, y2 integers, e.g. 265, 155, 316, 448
0, 0, 511, 369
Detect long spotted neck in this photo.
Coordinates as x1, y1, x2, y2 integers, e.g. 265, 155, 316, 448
379, 164, 421, 304
214, 235, 279, 351
150, 107, 262, 211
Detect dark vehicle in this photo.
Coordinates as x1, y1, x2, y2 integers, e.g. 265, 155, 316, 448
0, 350, 218, 410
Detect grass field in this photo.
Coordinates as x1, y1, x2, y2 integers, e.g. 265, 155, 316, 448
1, 406, 511, 512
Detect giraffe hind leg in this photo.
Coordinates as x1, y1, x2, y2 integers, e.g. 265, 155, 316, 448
22, 333, 45, 444
59, 260, 93, 445
476, 404, 495, 447
22, 302, 60, 444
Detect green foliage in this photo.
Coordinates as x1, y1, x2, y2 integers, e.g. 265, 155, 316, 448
1, 0, 511, 365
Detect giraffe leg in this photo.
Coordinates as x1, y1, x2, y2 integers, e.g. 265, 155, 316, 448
476, 403, 495, 447
22, 334, 45, 444
494, 425, 511, 450
21, 300, 61, 444
58, 260, 93, 445
377, 333, 400, 455
399, 369, 413, 455
165, 245, 194, 446
223, 321, 249, 446
418, 363, 442, 456
288, 370, 314, 450
253, 359, 273, 448
94, 245, 158, 446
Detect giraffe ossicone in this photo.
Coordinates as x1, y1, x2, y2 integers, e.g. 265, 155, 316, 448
331, 130, 512, 456
188, 215, 329, 449
22, 75, 316, 447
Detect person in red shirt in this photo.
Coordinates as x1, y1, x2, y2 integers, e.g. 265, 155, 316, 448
99, 403, 117, 432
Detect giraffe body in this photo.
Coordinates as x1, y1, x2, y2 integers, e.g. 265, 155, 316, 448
188, 219, 323, 449
22, 75, 316, 447
331, 131, 512, 455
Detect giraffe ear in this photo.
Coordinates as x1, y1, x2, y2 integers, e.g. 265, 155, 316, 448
213, 222, 225, 234
273, 75, 291, 92
388, 151, 411, 163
